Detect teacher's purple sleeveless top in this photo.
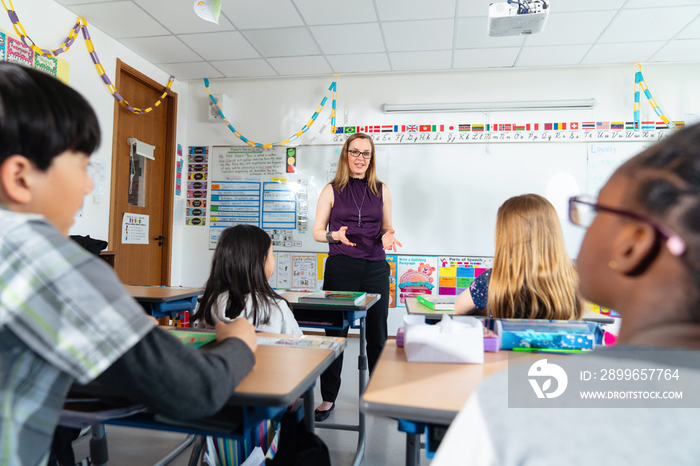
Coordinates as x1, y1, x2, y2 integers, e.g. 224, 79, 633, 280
329, 177, 385, 261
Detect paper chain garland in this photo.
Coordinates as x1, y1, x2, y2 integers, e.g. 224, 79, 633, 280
2, 0, 174, 115
634, 63, 674, 131
204, 78, 338, 148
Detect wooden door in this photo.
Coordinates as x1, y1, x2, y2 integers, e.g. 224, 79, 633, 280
108, 59, 177, 285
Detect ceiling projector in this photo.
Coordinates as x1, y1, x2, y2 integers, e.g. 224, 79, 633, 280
488, 1, 549, 37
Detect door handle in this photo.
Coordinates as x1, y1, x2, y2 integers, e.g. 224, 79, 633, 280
154, 235, 165, 246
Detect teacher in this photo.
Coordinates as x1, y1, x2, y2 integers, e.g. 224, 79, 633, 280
312, 132, 402, 422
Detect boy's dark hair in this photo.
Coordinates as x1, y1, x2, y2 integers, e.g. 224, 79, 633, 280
621, 124, 700, 302
0, 63, 101, 170
193, 224, 289, 327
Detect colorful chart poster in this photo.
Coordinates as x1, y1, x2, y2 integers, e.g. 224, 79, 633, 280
6, 36, 33, 67
34, 54, 58, 77
121, 213, 149, 244
187, 146, 209, 228
386, 255, 398, 308
291, 253, 317, 290
209, 181, 261, 249
437, 256, 493, 296
396, 256, 439, 306
276, 252, 291, 289
0, 31, 6, 61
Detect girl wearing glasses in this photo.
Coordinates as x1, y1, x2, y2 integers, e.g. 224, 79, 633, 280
454, 193, 585, 320
433, 126, 700, 465
312, 132, 402, 421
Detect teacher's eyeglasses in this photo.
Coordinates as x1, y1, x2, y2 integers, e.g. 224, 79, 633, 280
568, 195, 686, 256
348, 149, 372, 159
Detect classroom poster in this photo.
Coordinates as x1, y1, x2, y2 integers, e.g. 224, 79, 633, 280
396, 256, 438, 306
268, 253, 277, 289
316, 253, 328, 290
121, 213, 149, 244
0, 31, 5, 61
276, 252, 291, 289
386, 255, 397, 308
6, 36, 33, 68
437, 256, 493, 296
291, 253, 317, 290
34, 54, 58, 77
187, 146, 209, 228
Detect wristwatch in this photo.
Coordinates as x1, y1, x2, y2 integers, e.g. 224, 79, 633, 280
326, 231, 339, 243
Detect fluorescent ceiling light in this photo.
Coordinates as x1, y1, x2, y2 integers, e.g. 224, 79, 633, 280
382, 99, 597, 113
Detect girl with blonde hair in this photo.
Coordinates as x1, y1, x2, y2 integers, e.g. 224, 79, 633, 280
455, 193, 584, 319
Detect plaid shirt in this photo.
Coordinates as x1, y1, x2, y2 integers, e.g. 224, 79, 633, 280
0, 208, 155, 466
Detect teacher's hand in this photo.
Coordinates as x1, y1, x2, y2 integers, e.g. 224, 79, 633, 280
336, 226, 356, 247
382, 230, 403, 252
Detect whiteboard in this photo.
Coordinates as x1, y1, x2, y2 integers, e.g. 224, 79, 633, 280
207, 141, 655, 259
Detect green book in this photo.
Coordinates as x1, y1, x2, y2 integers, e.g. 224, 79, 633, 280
298, 291, 367, 306
416, 294, 457, 311
166, 329, 217, 348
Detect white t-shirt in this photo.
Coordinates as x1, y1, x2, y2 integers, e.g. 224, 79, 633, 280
201, 292, 303, 335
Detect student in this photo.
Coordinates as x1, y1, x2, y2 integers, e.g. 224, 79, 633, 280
0, 62, 258, 466
193, 224, 302, 335
433, 124, 700, 465
454, 193, 584, 320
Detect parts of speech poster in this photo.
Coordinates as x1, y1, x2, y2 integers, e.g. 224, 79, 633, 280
187, 146, 208, 226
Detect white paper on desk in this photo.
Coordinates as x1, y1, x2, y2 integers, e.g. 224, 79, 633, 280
404, 314, 484, 364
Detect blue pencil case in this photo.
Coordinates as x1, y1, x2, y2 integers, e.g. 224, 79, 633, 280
483, 318, 603, 352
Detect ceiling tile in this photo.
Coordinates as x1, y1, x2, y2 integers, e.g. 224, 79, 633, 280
383, 19, 455, 52
453, 47, 519, 68
625, 0, 700, 7
267, 56, 333, 75
311, 23, 385, 54
676, 14, 700, 39
526, 11, 617, 46
458, 0, 495, 18
55, 0, 121, 4
156, 62, 224, 80
456, 17, 525, 48
650, 39, 700, 62
327, 53, 390, 73
133, 0, 235, 34
389, 51, 453, 71
599, 7, 700, 43
580, 41, 666, 65
71, 1, 170, 38
377, 0, 456, 21
243, 27, 321, 57
294, 0, 377, 25
226, 0, 303, 29
210, 59, 278, 78
548, 0, 625, 11
517, 44, 591, 67
179, 32, 260, 61
120, 36, 202, 63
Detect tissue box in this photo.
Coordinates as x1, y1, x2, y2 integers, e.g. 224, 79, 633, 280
404, 315, 484, 364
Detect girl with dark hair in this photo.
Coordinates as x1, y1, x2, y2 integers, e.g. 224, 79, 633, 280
194, 224, 302, 335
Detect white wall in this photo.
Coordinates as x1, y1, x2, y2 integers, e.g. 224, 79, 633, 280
0, 0, 187, 285
181, 62, 700, 287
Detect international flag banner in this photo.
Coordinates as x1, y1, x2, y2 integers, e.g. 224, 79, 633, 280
504, 124, 512, 131
472, 124, 485, 132
448, 125, 455, 131
406, 125, 418, 132
534, 123, 539, 130
611, 122, 624, 130
381, 125, 394, 132
656, 121, 668, 130
642, 121, 655, 130
582, 122, 595, 130
345, 126, 356, 133
674, 121, 686, 128
459, 124, 470, 131
485, 124, 491, 131
334, 127, 345, 134
356, 126, 367, 133
553, 123, 566, 130
596, 122, 610, 130
625, 122, 637, 130
514, 125, 525, 131
419, 125, 431, 132
367, 125, 380, 133
526, 124, 531, 131
431, 124, 445, 132
570, 122, 579, 130
544, 123, 553, 131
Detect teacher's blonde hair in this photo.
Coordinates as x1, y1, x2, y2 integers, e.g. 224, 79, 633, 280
332, 133, 381, 196
487, 194, 585, 320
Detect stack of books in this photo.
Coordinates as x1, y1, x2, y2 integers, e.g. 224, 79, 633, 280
298, 291, 367, 306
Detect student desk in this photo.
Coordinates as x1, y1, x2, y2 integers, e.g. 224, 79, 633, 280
404, 297, 616, 324
125, 285, 202, 320
361, 341, 553, 466
64, 332, 346, 466
281, 291, 381, 466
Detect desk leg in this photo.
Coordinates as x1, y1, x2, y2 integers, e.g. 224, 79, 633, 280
406, 432, 420, 466
303, 387, 315, 434
89, 424, 108, 466
354, 316, 367, 466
